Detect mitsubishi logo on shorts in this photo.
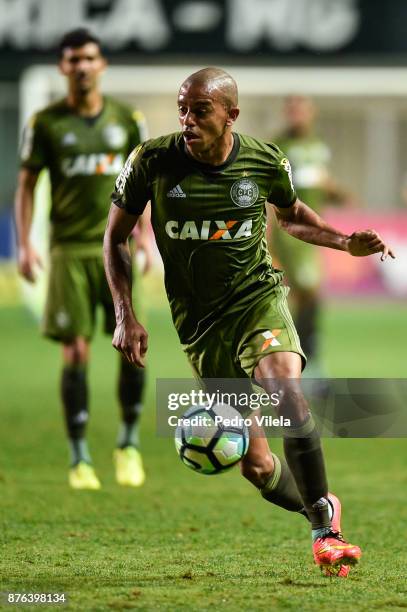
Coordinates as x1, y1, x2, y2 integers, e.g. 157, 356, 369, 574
261, 330, 281, 351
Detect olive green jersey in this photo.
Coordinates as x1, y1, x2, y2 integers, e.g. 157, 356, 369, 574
271, 133, 331, 290
274, 133, 331, 213
20, 96, 147, 250
113, 132, 296, 344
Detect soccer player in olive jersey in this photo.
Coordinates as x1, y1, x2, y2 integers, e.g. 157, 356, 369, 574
104, 68, 394, 575
270, 96, 352, 372
15, 29, 152, 490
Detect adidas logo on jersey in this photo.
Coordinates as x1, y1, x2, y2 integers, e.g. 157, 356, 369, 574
167, 185, 186, 198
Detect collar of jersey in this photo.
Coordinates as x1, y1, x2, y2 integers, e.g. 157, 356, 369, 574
62, 96, 106, 126
180, 132, 240, 174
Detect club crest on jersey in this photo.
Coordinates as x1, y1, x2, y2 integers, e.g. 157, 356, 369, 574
230, 178, 259, 208
103, 124, 127, 148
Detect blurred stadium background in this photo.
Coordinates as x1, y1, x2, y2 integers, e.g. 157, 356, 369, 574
1, 1, 407, 609
1, 0, 407, 307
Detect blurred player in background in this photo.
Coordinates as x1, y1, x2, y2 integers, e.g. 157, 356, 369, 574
269, 95, 352, 374
14, 28, 152, 490
104, 68, 393, 575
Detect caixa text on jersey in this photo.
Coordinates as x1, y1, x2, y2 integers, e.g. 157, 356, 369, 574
165, 219, 253, 241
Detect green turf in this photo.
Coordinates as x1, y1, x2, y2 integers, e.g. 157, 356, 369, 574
1, 301, 406, 611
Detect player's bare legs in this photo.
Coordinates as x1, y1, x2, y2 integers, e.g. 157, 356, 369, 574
240, 412, 274, 487
255, 352, 327, 512
61, 338, 146, 488
239, 356, 308, 518
252, 351, 361, 572
62, 337, 100, 489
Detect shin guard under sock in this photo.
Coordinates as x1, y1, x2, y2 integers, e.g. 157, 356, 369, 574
260, 453, 304, 513
283, 415, 330, 529
61, 365, 90, 465
118, 359, 145, 448
61, 365, 88, 440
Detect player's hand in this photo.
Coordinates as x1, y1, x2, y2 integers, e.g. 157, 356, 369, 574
112, 316, 148, 367
346, 230, 395, 261
17, 244, 43, 282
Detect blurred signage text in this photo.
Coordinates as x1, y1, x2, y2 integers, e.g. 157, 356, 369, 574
1, 0, 406, 60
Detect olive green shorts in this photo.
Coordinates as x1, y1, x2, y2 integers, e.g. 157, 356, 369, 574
42, 249, 142, 342
183, 284, 306, 380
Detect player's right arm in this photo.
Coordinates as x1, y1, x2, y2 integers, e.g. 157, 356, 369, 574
14, 167, 42, 282
104, 144, 151, 367
15, 112, 48, 282
104, 205, 148, 367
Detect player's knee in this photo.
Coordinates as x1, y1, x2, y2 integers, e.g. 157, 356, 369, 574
254, 352, 302, 381
255, 365, 309, 425
275, 387, 310, 425
240, 454, 274, 488
63, 338, 89, 366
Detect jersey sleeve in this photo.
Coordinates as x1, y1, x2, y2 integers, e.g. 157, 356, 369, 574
267, 146, 297, 208
19, 113, 48, 171
112, 143, 151, 215
127, 110, 149, 153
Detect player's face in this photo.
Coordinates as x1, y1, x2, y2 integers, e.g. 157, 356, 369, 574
284, 96, 316, 132
59, 43, 106, 94
178, 83, 238, 157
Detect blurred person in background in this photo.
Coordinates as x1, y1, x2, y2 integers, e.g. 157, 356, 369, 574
269, 95, 353, 376
14, 28, 152, 490
378, 172, 407, 296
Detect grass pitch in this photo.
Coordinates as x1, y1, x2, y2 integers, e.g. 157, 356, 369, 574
1, 299, 407, 611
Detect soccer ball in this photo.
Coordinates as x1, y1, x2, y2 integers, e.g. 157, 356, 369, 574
174, 403, 249, 475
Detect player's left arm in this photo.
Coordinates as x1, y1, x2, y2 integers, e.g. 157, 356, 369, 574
271, 198, 395, 261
